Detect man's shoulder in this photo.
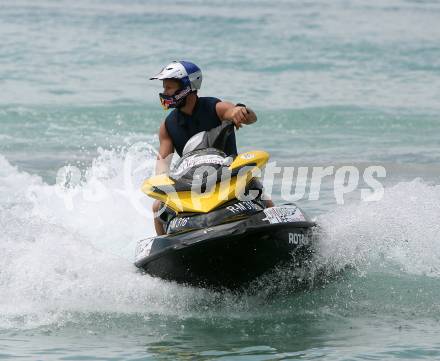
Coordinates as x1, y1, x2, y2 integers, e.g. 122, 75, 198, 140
199, 96, 221, 104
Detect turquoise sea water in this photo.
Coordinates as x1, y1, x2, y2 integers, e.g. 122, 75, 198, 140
1, 0, 440, 359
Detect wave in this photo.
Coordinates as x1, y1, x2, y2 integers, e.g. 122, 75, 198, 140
316, 179, 440, 277
1, 152, 439, 329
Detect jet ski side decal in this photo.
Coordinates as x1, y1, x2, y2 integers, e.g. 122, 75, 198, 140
262, 206, 306, 224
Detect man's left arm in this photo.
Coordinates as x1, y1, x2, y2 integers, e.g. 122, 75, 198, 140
216, 102, 257, 129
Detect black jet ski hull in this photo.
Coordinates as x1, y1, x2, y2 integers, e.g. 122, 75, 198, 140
135, 211, 316, 289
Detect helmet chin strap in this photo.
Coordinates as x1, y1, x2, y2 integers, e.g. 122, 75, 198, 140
176, 96, 187, 109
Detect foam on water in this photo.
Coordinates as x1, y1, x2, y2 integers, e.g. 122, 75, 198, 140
1, 152, 440, 330
316, 179, 440, 277
0, 151, 218, 330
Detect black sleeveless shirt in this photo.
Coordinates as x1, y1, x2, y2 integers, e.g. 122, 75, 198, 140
164, 97, 237, 157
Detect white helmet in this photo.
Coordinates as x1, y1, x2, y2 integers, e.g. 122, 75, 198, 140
150, 60, 202, 91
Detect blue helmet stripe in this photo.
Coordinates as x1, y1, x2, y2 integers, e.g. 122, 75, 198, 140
180, 60, 201, 75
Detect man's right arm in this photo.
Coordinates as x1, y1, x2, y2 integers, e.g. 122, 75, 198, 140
155, 121, 174, 175
216, 102, 257, 129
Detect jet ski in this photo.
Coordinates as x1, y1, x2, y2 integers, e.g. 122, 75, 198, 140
134, 121, 316, 289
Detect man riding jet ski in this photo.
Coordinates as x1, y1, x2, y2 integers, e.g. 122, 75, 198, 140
134, 121, 316, 289
148, 60, 272, 236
